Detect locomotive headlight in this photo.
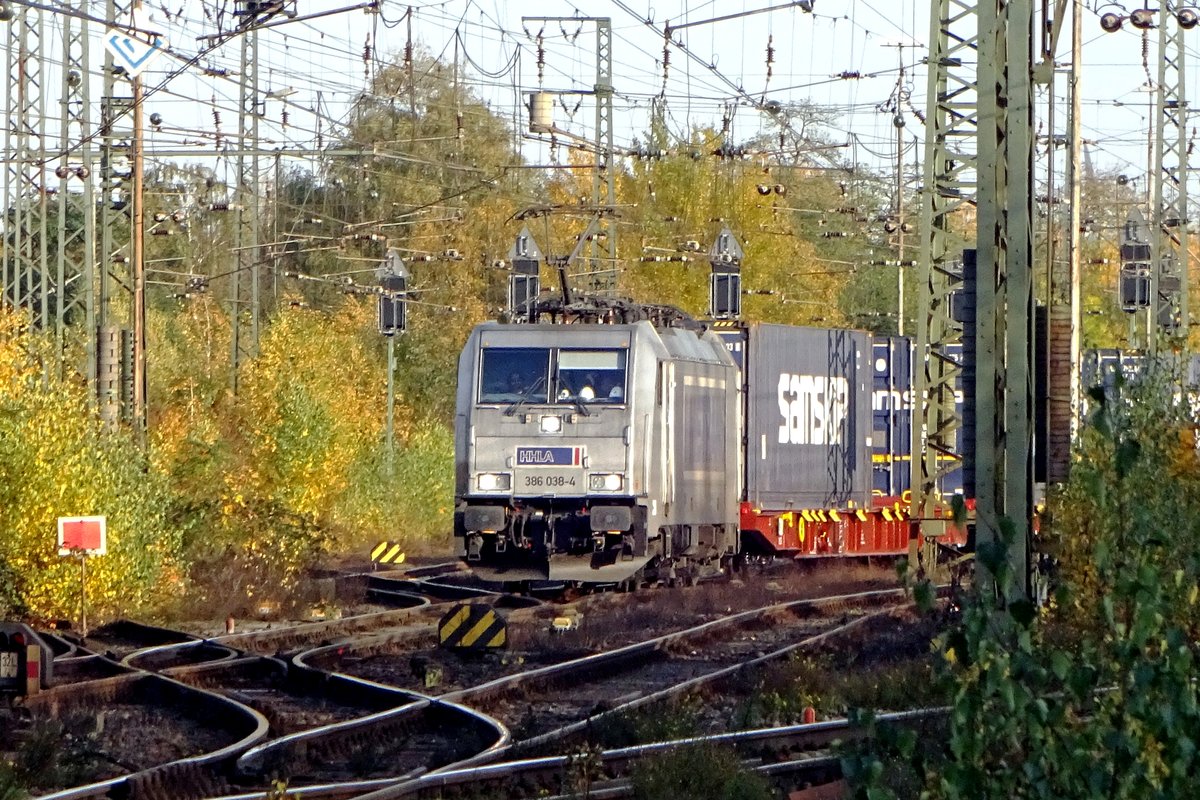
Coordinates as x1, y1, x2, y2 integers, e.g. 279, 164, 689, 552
588, 472, 624, 492
476, 472, 511, 492
539, 414, 562, 434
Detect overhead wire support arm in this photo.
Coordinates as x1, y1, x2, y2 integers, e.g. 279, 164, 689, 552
661, 0, 815, 34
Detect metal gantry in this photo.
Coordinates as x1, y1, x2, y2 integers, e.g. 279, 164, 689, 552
975, 0, 1036, 603
1150, 2, 1190, 350
55, 3, 98, 380
910, 0, 977, 534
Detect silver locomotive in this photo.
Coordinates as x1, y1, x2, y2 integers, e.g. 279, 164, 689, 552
453, 313, 740, 585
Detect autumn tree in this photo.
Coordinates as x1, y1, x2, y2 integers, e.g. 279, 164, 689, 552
0, 310, 183, 621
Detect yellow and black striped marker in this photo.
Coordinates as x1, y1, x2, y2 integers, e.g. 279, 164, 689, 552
438, 603, 507, 649
371, 541, 406, 565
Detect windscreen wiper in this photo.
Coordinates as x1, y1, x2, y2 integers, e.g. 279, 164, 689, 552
504, 375, 547, 416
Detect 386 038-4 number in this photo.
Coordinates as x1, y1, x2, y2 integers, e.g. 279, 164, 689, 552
521, 474, 576, 489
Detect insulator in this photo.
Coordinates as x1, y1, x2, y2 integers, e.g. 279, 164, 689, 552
151, 228, 172, 236
149, 112, 163, 126
536, 32, 546, 83
281, 109, 289, 128
209, 201, 230, 211
153, 211, 168, 222
171, 211, 185, 223
76, 166, 90, 179
55, 165, 71, 179
456, 112, 464, 140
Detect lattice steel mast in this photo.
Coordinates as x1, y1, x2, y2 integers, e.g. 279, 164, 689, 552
589, 18, 616, 294
55, 3, 98, 380
1150, 2, 1189, 350
3, 6, 49, 327
910, 0, 977, 538
975, 0, 1036, 602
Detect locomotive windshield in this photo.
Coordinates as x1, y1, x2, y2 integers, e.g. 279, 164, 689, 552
556, 350, 626, 403
478, 347, 627, 405
479, 347, 552, 403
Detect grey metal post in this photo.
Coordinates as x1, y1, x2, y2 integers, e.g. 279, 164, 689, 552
386, 334, 395, 475
975, 0, 1035, 603
232, 22, 261, 394
895, 118, 905, 337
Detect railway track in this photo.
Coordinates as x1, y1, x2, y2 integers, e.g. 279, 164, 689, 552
18, 571, 914, 799
194, 586, 916, 800
304, 568, 901, 696
16, 671, 268, 800
446, 588, 911, 752
166, 655, 507, 789
341, 709, 947, 800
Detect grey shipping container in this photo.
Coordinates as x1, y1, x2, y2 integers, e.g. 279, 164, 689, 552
741, 324, 873, 510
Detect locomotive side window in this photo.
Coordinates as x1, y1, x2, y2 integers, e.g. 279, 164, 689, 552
557, 350, 627, 403
479, 347, 551, 403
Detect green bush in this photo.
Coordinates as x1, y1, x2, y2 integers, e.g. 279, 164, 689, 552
630, 744, 773, 800
845, 363, 1200, 799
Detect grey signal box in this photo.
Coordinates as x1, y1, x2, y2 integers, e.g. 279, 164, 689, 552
1119, 209, 1152, 313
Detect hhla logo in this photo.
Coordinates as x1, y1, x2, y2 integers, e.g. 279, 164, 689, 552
777, 374, 849, 445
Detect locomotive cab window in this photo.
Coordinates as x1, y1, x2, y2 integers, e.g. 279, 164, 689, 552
556, 350, 626, 404
479, 347, 551, 403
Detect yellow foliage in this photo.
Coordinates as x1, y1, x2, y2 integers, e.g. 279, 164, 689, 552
0, 310, 183, 622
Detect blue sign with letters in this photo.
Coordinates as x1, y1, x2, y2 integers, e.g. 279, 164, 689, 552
516, 446, 582, 467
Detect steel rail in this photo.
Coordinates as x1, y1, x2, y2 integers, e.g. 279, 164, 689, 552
441, 586, 911, 707
347, 708, 948, 800
513, 606, 899, 754
31, 672, 270, 800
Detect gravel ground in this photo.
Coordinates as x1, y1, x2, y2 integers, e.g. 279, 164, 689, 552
1, 702, 237, 795
480, 611, 854, 742
326, 562, 900, 694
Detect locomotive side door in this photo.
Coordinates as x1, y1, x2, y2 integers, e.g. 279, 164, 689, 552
661, 360, 675, 514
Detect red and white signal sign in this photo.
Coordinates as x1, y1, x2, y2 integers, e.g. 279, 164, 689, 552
57, 516, 107, 556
